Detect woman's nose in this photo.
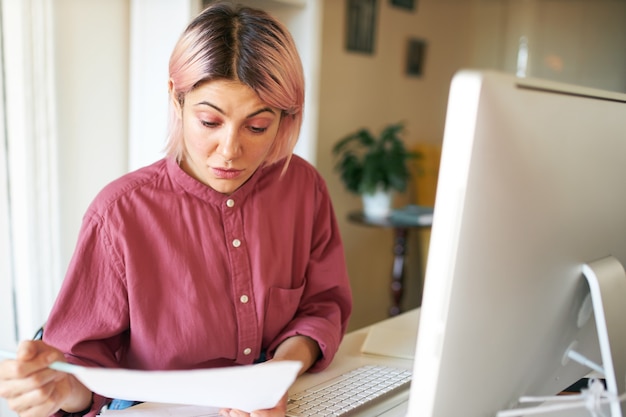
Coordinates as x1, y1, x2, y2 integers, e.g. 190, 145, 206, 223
218, 128, 241, 161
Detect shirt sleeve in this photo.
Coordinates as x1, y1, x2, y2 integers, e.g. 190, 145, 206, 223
44, 209, 130, 367
43, 214, 128, 416
266, 178, 352, 372
45, 210, 130, 416
51, 395, 109, 417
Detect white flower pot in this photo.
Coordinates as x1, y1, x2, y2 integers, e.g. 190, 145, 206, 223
362, 188, 393, 219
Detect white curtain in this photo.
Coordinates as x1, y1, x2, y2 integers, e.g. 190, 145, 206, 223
0, 2, 17, 353
0, 6, 18, 417
0, 0, 61, 349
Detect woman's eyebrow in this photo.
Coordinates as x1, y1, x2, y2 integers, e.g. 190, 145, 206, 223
194, 101, 277, 118
248, 107, 277, 118
194, 101, 224, 114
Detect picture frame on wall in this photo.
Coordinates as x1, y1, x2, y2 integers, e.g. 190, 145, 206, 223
406, 38, 426, 77
390, 0, 416, 11
346, 0, 378, 54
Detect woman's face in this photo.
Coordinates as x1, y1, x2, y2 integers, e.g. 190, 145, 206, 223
175, 79, 281, 195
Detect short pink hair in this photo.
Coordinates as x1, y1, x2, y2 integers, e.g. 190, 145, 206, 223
166, 2, 305, 168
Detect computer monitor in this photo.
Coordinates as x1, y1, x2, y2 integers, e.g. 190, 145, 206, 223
408, 70, 626, 416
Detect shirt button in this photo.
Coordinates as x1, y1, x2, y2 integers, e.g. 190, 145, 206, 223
226, 199, 235, 208
243, 348, 252, 356
232, 239, 241, 248
240, 295, 249, 304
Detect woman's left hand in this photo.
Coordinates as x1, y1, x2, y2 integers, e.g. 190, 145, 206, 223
219, 336, 319, 417
219, 392, 287, 417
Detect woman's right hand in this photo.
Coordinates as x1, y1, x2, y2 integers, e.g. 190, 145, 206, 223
0, 340, 92, 417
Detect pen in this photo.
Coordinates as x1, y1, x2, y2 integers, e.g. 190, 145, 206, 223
0, 349, 80, 374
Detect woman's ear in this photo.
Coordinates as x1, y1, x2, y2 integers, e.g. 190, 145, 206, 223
168, 79, 183, 118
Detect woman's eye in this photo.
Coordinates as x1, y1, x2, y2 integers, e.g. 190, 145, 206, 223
201, 120, 219, 128
249, 126, 268, 134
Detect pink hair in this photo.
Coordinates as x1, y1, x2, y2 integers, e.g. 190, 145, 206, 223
165, 2, 305, 169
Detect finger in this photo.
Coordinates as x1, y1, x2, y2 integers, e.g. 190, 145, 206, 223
227, 409, 249, 417
21, 340, 65, 364
6, 373, 71, 417
250, 394, 288, 417
12, 342, 62, 377
219, 408, 251, 417
1, 367, 63, 399
10, 399, 61, 417
7, 381, 52, 412
16, 340, 40, 362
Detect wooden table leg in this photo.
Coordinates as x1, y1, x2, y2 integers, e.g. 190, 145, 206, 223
390, 227, 408, 316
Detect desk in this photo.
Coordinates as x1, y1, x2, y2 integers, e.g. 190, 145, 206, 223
348, 210, 432, 316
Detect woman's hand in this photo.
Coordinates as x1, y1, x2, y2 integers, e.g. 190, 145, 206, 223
0, 340, 92, 417
219, 335, 320, 417
219, 392, 287, 417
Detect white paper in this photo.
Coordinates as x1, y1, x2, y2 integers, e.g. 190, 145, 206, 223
69, 361, 302, 413
102, 403, 221, 417
361, 309, 420, 359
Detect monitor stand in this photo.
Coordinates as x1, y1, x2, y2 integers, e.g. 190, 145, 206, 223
580, 256, 626, 417
497, 255, 626, 417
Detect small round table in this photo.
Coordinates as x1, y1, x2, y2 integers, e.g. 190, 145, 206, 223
348, 209, 433, 316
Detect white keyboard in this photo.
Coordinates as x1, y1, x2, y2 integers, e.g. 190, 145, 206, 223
286, 365, 412, 417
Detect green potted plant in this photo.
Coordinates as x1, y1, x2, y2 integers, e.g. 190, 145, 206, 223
332, 122, 418, 218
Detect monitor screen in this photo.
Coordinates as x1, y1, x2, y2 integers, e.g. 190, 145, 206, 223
408, 70, 626, 417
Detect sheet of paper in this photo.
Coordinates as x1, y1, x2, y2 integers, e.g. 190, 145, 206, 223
1, 350, 299, 411
69, 361, 301, 413
360, 308, 420, 359
101, 403, 221, 417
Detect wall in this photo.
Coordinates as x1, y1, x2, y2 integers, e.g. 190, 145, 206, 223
470, 0, 626, 92
529, 0, 625, 92
53, 0, 130, 276
318, 0, 475, 330
128, 0, 194, 171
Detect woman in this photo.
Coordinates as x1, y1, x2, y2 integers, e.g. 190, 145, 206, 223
0, 3, 352, 417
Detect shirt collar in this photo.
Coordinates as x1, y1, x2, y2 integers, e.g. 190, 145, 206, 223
166, 156, 272, 206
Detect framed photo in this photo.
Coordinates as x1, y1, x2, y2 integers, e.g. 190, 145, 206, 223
390, 0, 416, 11
406, 38, 426, 77
346, 0, 378, 54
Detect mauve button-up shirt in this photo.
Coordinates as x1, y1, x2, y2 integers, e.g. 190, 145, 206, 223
44, 155, 352, 416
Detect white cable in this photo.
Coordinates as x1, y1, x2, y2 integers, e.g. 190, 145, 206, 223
567, 349, 606, 376
496, 379, 626, 417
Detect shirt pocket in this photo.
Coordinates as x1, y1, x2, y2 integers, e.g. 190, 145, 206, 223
264, 280, 306, 342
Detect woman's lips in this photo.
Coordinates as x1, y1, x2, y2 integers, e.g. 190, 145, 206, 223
211, 167, 242, 179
